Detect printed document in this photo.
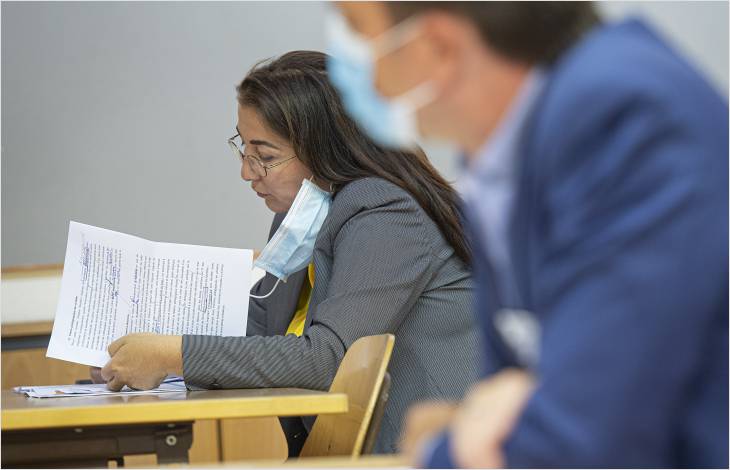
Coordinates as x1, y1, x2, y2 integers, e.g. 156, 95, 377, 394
15, 377, 187, 398
47, 221, 252, 367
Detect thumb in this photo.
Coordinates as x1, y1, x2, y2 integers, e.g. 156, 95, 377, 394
106, 374, 125, 392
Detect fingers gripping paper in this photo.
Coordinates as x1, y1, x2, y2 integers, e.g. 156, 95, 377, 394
47, 221, 252, 367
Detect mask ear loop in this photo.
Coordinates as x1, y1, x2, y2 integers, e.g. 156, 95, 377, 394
395, 80, 437, 109
250, 277, 282, 299
371, 15, 423, 58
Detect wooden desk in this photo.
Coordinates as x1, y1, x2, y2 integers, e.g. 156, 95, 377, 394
192, 455, 410, 468
232, 455, 409, 468
1, 264, 298, 464
1, 388, 348, 467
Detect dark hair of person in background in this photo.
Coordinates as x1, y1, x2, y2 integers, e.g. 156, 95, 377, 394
387, 1, 601, 65
237, 50, 471, 264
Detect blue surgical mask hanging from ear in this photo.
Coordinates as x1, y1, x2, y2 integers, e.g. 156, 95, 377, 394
251, 178, 332, 299
326, 12, 436, 150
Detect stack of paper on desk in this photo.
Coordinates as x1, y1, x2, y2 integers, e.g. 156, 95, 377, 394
47, 221, 253, 368
15, 377, 187, 398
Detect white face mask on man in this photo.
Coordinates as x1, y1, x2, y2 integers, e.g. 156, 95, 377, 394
326, 12, 437, 150
251, 178, 332, 299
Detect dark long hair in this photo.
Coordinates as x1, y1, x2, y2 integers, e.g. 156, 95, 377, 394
237, 50, 470, 264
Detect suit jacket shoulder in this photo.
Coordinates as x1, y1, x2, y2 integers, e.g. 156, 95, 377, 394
531, 19, 727, 173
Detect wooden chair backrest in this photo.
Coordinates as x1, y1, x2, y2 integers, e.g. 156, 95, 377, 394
360, 372, 391, 455
299, 334, 395, 458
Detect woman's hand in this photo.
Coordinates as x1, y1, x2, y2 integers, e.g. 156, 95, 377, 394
101, 333, 183, 391
89, 366, 105, 384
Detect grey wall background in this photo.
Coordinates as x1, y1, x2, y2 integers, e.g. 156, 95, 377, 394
2, 1, 728, 267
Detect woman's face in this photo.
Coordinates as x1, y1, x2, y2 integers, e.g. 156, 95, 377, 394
236, 105, 312, 213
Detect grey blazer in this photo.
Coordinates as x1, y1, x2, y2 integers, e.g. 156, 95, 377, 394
182, 177, 480, 453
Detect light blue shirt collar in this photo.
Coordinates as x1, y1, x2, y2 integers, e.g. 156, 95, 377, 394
459, 69, 546, 307
461, 69, 547, 195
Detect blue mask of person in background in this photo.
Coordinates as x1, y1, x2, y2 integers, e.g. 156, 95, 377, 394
326, 12, 436, 150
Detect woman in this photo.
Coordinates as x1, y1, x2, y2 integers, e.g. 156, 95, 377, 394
97, 51, 479, 454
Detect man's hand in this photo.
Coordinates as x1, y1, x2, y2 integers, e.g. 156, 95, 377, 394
101, 333, 183, 391
450, 369, 535, 468
400, 400, 458, 464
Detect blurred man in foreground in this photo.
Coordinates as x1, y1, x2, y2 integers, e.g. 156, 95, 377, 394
328, 2, 728, 467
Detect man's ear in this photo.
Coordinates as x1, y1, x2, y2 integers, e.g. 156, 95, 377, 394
417, 12, 478, 91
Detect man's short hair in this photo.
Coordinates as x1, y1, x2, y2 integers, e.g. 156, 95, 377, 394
387, 1, 600, 65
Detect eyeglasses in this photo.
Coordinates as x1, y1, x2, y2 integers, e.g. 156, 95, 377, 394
227, 133, 297, 178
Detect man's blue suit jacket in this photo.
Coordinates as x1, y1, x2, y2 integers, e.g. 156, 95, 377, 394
428, 19, 728, 468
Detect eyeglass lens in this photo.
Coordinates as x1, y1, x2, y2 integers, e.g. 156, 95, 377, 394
245, 155, 267, 177
232, 140, 267, 178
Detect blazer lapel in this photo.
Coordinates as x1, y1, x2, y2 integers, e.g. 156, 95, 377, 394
509, 113, 542, 311
264, 269, 307, 336
509, 72, 553, 312
303, 234, 335, 332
